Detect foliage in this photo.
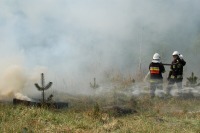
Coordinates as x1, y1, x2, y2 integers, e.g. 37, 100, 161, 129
186, 72, 200, 87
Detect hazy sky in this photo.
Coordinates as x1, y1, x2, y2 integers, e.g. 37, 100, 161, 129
0, 0, 200, 95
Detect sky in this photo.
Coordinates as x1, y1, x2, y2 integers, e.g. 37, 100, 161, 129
0, 0, 200, 96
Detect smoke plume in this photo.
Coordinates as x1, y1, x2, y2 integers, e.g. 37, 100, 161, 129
0, 0, 200, 98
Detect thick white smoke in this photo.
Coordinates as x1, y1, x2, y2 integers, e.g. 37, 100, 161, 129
0, 0, 200, 98
0, 66, 26, 100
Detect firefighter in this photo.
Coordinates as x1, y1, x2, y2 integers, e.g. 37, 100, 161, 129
166, 51, 186, 96
149, 53, 165, 98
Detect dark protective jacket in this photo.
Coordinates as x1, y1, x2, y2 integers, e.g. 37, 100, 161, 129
149, 62, 165, 80
179, 59, 186, 75
168, 57, 185, 79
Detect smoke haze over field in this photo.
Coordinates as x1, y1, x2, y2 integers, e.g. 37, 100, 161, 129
0, 0, 200, 96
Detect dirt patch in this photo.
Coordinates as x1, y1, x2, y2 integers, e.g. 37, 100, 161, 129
102, 105, 137, 117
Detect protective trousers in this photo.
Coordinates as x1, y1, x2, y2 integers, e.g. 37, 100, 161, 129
150, 80, 163, 98
166, 78, 183, 95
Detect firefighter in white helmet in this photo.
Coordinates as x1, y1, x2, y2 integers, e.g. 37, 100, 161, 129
149, 53, 165, 98
166, 51, 186, 96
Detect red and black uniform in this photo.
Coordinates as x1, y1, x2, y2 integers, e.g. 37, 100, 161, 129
166, 57, 186, 95
149, 62, 165, 98
149, 63, 165, 80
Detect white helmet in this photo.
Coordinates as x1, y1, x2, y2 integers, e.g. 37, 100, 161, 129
172, 51, 179, 56
153, 53, 160, 60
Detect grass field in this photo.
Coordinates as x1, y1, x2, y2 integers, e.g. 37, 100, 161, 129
1, 92, 200, 133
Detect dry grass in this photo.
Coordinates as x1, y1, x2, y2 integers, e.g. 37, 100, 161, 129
0, 72, 200, 132
1, 94, 200, 132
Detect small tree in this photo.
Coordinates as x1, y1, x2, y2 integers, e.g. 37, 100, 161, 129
90, 78, 99, 89
186, 72, 200, 87
35, 73, 53, 103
